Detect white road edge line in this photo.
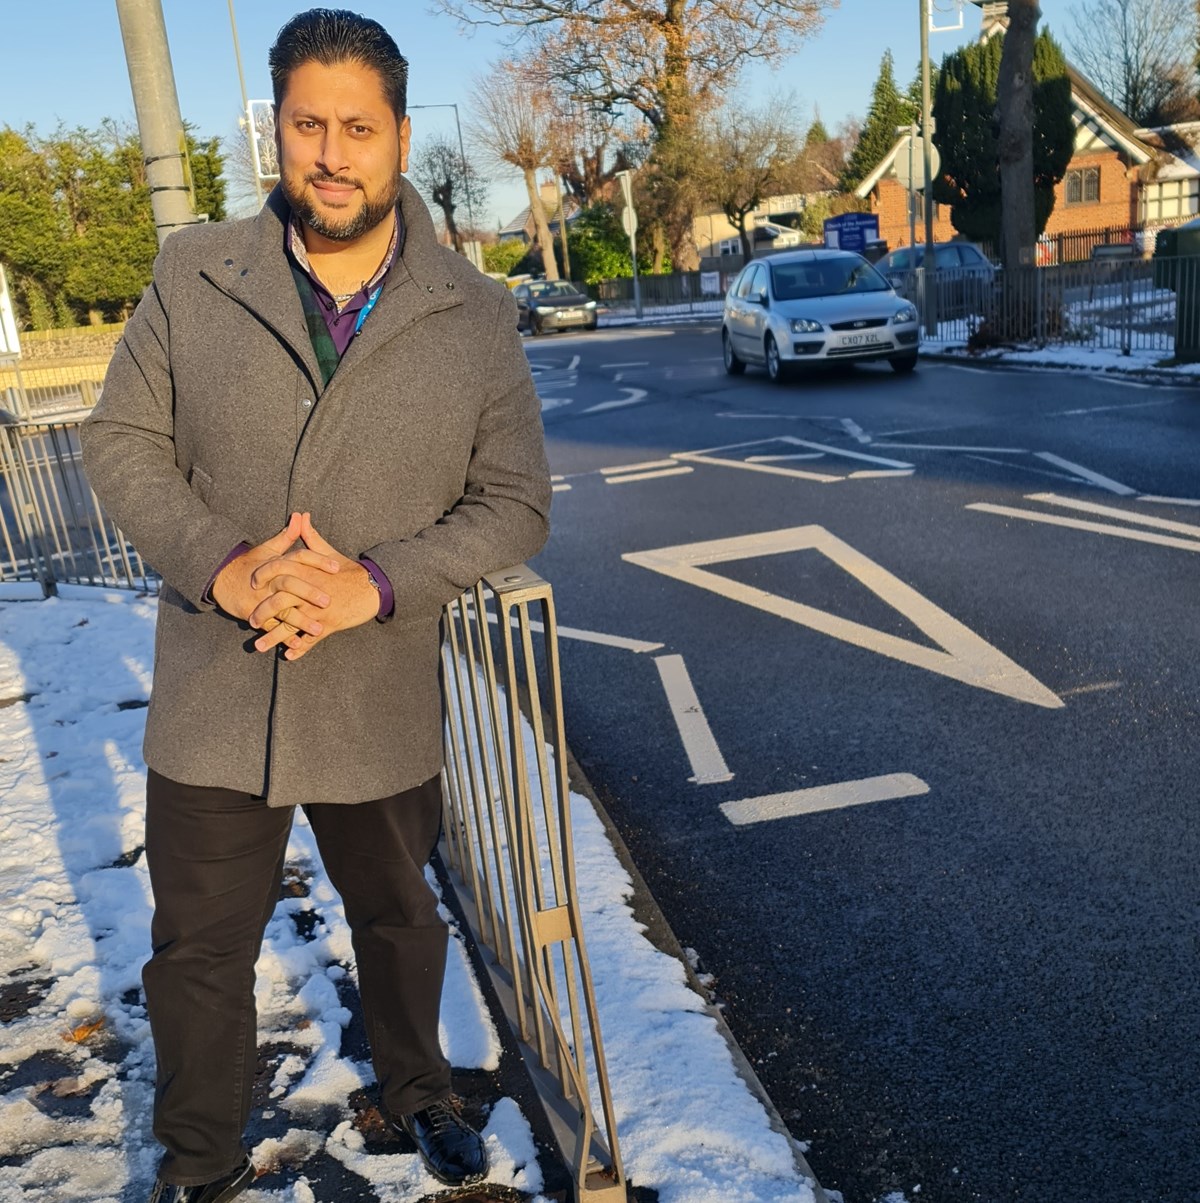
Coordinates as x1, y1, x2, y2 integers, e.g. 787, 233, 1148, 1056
721, 773, 930, 825
1026, 492, 1200, 538
967, 503, 1200, 553
605, 466, 694, 484
1139, 494, 1200, 507
1034, 452, 1137, 495
601, 458, 677, 474
485, 612, 664, 654
654, 654, 734, 784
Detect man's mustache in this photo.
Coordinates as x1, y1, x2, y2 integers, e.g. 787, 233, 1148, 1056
305, 172, 362, 189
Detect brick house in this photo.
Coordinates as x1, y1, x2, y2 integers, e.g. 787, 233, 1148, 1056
853, 1, 1199, 258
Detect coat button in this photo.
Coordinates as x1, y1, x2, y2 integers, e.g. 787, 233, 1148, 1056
426, 284, 434, 292
301, 398, 312, 409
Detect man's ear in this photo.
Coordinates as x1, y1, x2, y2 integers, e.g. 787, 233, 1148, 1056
398, 113, 412, 174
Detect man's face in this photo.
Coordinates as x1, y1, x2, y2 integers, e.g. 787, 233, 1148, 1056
275, 58, 411, 243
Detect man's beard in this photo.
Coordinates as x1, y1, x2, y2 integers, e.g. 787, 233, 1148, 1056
282, 167, 403, 242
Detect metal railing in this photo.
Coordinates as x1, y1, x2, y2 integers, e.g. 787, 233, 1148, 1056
0, 417, 153, 591
596, 270, 725, 316
897, 254, 1198, 355
441, 569, 625, 1202
0, 416, 627, 1201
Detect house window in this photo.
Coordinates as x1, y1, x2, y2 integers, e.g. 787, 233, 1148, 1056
1066, 166, 1101, 206
718, 238, 741, 256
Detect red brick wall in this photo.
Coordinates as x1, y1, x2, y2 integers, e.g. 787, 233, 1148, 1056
869, 179, 958, 251
868, 148, 1140, 250
1043, 149, 1138, 235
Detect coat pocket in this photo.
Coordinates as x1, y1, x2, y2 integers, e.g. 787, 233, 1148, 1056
188, 466, 214, 505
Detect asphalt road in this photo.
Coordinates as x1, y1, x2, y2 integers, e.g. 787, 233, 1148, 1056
525, 323, 1200, 1203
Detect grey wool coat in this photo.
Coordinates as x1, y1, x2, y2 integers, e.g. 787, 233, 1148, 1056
81, 178, 551, 806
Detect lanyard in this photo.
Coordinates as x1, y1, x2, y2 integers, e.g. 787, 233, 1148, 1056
354, 285, 384, 335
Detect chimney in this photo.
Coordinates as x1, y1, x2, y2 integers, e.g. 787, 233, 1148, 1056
971, 0, 1010, 37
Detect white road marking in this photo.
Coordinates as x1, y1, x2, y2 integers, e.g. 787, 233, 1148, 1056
841, 418, 871, 444
1034, 453, 1137, 495
967, 503, 1200, 553
552, 483, 573, 492
1140, 494, 1200, 507
654, 654, 734, 784
601, 361, 650, 368
872, 444, 1029, 453
624, 526, 1062, 709
721, 773, 930, 825
1026, 492, 1200, 539
746, 453, 826, 462
583, 387, 648, 414
601, 458, 678, 474
1060, 681, 1123, 697
966, 455, 1080, 481
540, 397, 574, 412
568, 355, 580, 370
1048, 397, 1176, 415
1092, 377, 1154, 389
605, 466, 695, 484
673, 452, 843, 483
847, 469, 915, 479
486, 612, 663, 654
780, 438, 913, 469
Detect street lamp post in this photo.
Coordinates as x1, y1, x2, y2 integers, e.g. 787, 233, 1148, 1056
227, 0, 264, 208
409, 102, 478, 264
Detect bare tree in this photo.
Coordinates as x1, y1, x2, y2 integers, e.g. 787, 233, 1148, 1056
438, 0, 835, 269
997, 0, 1039, 271
547, 100, 633, 206
471, 62, 559, 279
693, 98, 804, 258
1067, 0, 1197, 125
412, 133, 489, 251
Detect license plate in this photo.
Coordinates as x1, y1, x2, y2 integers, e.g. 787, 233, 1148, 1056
839, 332, 885, 347
557, 310, 583, 321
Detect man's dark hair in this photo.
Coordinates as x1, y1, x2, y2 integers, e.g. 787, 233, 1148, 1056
269, 9, 409, 118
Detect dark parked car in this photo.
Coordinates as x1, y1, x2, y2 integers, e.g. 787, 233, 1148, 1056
877, 241, 996, 319
513, 280, 598, 334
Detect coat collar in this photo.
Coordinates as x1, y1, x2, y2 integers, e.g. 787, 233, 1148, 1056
200, 176, 463, 392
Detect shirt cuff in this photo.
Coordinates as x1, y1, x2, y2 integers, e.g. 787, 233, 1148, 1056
359, 556, 395, 621
204, 542, 252, 607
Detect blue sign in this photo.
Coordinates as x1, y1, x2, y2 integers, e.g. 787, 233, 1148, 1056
823, 212, 881, 253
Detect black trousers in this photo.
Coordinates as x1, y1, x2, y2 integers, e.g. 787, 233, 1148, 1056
143, 769, 451, 1186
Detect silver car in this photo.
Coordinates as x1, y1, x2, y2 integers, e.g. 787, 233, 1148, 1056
722, 250, 920, 382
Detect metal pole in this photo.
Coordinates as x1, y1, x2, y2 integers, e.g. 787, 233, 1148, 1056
920, 0, 937, 336
227, 0, 264, 207
115, 0, 198, 247
555, 172, 572, 281
411, 103, 478, 266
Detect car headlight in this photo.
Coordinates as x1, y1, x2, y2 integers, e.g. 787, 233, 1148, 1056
893, 305, 918, 324
535, 305, 556, 314
585, 300, 597, 309
790, 318, 823, 334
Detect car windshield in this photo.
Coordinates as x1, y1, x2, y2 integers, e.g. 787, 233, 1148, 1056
528, 281, 580, 299
770, 256, 890, 300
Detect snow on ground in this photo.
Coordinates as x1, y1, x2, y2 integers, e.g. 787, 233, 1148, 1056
0, 591, 818, 1202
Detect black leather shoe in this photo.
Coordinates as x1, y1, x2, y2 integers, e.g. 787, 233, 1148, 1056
393, 1098, 489, 1186
147, 1155, 254, 1202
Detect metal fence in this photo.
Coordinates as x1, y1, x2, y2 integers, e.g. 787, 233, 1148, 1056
1, 358, 106, 422
441, 570, 626, 1201
0, 417, 627, 1200
596, 270, 726, 316
897, 254, 1197, 355
0, 417, 153, 590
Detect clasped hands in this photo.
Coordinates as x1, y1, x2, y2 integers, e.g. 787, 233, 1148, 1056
211, 511, 380, 661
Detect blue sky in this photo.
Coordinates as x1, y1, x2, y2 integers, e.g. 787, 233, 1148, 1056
0, 1, 1002, 227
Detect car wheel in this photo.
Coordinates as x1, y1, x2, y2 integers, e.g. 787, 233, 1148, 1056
889, 353, 918, 375
765, 334, 788, 383
722, 329, 745, 376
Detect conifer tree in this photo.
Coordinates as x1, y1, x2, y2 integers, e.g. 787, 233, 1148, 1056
932, 29, 1073, 244
841, 51, 910, 190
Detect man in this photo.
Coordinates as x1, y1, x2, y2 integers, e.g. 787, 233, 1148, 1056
80, 10, 550, 1201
